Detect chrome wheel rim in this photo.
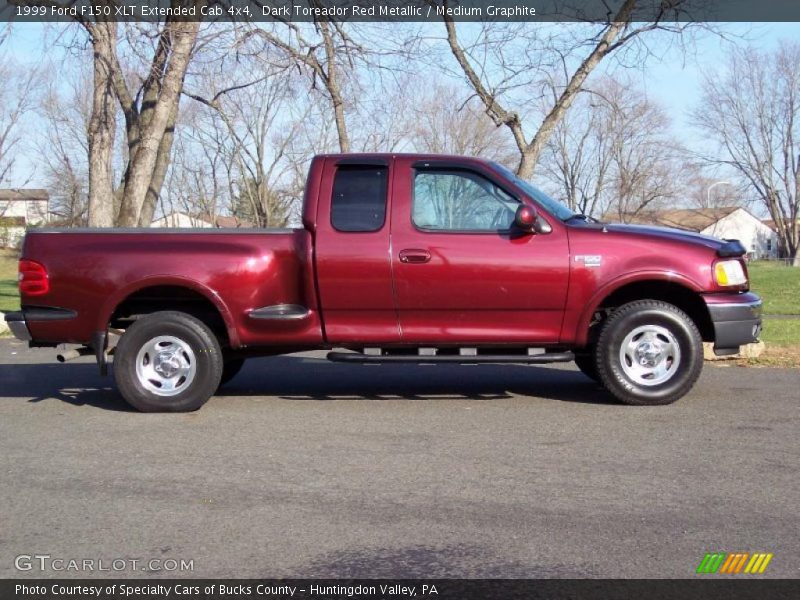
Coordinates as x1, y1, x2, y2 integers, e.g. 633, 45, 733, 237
619, 324, 681, 387
135, 336, 197, 397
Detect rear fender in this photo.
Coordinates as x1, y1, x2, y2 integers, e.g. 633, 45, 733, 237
100, 276, 240, 348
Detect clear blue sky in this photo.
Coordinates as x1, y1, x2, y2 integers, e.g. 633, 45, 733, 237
3, 20, 800, 189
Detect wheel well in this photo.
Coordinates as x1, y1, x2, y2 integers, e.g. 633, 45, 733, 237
110, 286, 230, 347
593, 281, 714, 343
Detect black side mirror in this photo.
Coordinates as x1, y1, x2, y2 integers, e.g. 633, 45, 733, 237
514, 205, 538, 231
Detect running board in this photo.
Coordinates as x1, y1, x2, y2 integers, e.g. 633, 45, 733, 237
327, 350, 575, 364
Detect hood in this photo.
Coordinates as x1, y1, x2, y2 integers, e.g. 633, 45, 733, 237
579, 222, 746, 257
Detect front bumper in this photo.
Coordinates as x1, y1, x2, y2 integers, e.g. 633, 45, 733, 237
4, 311, 31, 341
704, 293, 762, 354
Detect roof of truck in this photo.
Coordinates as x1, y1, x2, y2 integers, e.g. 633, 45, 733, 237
314, 153, 494, 163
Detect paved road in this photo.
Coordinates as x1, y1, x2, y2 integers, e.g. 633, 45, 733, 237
0, 338, 797, 579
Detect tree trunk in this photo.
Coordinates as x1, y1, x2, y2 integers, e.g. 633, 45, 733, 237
519, 0, 637, 178
86, 22, 117, 228
117, 21, 199, 227
320, 22, 350, 153
137, 83, 181, 226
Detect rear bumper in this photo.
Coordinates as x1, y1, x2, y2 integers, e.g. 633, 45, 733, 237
4, 311, 31, 341
4, 307, 78, 343
703, 293, 762, 354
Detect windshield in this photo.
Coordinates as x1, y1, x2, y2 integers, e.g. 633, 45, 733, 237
491, 162, 576, 221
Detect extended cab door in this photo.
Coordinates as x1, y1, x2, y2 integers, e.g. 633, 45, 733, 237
313, 157, 401, 343
390, 157, 570, 344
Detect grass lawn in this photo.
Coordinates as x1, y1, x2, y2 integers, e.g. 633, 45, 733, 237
748, 261, 800, 315
0, 249, 19, 314
760, 318, 800, 346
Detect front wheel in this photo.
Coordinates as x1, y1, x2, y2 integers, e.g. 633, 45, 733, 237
595, 300, 703, 406
114, 311, 223, 412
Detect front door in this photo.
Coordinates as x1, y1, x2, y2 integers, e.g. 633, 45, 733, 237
390, 157, 570, 344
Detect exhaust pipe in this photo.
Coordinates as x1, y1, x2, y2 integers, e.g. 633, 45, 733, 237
56, 346, 94, 363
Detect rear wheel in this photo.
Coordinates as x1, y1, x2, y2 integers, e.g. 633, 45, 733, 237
114, 311, 223, 412
595, 300, 702, 406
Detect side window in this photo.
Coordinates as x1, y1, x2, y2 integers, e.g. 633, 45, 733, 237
413, 170, 518, 231
330, 165, 388, 232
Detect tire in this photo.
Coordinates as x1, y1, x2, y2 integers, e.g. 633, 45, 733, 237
220, 358, 246, 386
114, 311, 223, 412
574, 352, 599, 382
595, 300, 703, 406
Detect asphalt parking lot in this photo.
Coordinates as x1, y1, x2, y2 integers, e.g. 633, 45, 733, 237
0, 338, 797, 579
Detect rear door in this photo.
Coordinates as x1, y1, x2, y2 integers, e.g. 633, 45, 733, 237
314, 157, 400, 343
390, 157, 570, 344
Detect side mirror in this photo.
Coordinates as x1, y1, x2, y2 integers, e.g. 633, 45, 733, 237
514, 205, 538, 231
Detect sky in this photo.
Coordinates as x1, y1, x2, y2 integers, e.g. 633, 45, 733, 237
3, 20, 800, 192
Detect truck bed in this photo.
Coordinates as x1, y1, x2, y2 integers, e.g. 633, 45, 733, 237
20, 228, 324, 348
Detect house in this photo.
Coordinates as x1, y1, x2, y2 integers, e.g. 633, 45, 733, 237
0, 189, 49, 247
150, 211, 214, 228
151, 211, 254, 229
762, 218, 799, 258
605, 207, 778, 260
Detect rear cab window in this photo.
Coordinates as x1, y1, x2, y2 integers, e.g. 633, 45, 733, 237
330, 165, 389, 232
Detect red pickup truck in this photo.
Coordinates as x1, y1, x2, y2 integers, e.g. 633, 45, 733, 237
7, 154, 762, 411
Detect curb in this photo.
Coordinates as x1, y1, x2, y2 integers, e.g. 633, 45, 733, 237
0, 312, 9, 336
703, 341, 765, 361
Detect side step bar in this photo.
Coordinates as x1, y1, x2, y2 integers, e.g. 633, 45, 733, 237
327, 350, 575, 364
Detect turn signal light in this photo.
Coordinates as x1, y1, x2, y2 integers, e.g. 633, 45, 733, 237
18, 259, 49, 296
714, 259, 747, 287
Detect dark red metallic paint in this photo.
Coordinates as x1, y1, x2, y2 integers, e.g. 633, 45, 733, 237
19, 153, 751, 352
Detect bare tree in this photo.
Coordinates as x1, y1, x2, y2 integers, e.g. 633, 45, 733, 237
540, 87, 615, 217
604, 82, 684, 222
693, 41, 800, 264
85, 19, 117, 227
243, 21, 358, 153
540, 77, 683, 220
408, 83, 516, 163
77, 6, 202, 226
184, 61, 313, 227
436, 0, 702, 179
38, 68, 93, 226
0, 59, 40, 189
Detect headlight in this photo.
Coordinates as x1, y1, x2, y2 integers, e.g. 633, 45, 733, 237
714, 259, 747, 286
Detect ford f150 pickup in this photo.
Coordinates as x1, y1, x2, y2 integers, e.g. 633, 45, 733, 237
6, 154, 762, 411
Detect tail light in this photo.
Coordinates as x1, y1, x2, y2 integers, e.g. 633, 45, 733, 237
18, 259, 49, 296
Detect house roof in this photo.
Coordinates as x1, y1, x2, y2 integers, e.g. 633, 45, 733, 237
0, 189, 49, 201
604, 207, 741, 232
152, 211, 254, 229
762, 218, 800, 232
213, 215, 254, 228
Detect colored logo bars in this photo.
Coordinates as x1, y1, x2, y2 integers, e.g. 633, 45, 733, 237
696, 552, 773, 574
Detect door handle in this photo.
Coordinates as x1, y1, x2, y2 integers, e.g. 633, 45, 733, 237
399, 249, 431, 264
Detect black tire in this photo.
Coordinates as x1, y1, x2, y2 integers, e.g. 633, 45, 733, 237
595, 300, 703, 406
220, 358, 246, 386
114, 311, 223, 412
574, 352, 599, 382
